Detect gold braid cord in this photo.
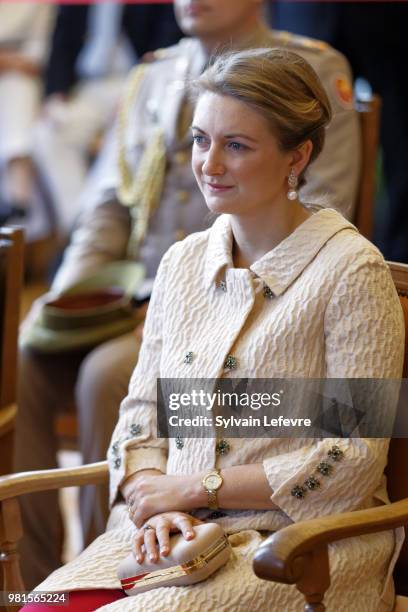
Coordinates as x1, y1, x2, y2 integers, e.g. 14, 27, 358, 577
117, 63, 167, 257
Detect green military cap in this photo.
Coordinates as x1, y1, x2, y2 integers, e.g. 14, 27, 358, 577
21, 261, 145, 353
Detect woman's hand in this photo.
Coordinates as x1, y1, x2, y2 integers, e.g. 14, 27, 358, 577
132, 512, 203, 564
124, 472, 206, 528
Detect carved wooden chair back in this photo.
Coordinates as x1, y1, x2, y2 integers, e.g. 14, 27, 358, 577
386, 261, 408, 587
353, 95, 382, 240
0, 227, 24, 476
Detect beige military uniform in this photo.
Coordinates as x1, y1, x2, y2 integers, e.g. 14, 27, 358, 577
16, 25, 361, 589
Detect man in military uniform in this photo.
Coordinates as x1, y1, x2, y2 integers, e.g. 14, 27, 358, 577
15, 0, 360, 589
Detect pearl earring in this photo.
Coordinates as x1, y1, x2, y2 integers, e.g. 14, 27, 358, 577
287, 169, 298, 201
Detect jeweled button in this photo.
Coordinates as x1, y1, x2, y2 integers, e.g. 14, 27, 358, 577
216, 439, 231, 455
316, 461, 333, 476
224, 355, 238, 370
291, 485, 307, 499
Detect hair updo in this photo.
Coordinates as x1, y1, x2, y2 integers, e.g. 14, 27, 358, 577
190, 48, 332, 188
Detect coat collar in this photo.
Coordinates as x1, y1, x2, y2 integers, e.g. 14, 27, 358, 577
204, 209, 358, 295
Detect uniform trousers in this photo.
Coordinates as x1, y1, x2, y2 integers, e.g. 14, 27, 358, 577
14, 331, 140, 590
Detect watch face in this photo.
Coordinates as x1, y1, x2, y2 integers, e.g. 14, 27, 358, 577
205, 473, 222, 490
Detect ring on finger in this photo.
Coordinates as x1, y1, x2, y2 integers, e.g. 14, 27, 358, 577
143, 523, 155, 532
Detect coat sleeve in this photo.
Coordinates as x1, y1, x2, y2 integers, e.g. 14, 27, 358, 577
301, 48, 361, 219
262, 254, 405, 522
108, 246, 173, 506
20, 5, 54, 65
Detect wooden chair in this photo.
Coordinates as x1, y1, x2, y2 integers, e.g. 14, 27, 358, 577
0, 228, 24, 477
353, 95, 382, 240
253, 260, 408, 611
0, 261, 406, 611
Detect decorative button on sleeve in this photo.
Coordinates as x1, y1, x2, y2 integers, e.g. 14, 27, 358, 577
316, 461, 333, 476
291, 485, 307, 499
304, 476, 320, 490
291, 445, 345, 500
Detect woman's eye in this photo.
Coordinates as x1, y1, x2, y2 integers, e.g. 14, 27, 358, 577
227, 141, 246, 151
192, 135, 207, 146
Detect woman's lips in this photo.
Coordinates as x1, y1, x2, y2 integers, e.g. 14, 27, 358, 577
205, 183, 234, 193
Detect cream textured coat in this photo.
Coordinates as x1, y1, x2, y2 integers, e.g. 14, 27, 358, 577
38, 209, 405, 611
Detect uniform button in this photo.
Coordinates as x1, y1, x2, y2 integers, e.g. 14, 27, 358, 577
175, 435, 184, 450
175, 229, 186, 241
224, 355, 238, 370
174, 152, 189, 165
177, 190, 189, 204
114, 458, 121, 469
216, 439, 231, 455
184, 351, 194, 364
218, 280, 227, 292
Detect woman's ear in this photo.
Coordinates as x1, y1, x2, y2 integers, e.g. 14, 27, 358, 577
289, 140, 313, 177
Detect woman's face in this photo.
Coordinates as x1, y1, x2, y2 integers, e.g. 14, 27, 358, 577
192, 92, 293, 217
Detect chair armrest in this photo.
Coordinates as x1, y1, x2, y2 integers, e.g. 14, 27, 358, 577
0, 461, 109, 501
253, 498, 408, 584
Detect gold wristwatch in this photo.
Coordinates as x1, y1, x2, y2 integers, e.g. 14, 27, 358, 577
202, 469, 223, 510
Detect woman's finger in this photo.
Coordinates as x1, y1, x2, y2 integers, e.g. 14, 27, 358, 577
155, 520, 171, 557
172, 515, 196, 540
133, 530, 145, 564
144, 526, 159, 563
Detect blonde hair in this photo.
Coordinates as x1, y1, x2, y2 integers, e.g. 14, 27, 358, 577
191, 48, 332, 187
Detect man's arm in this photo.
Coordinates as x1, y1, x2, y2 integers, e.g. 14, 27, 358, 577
301, 47, 361, 218
50, 120, 131, 292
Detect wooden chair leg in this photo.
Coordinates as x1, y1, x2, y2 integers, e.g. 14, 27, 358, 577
0, 497, 25, 605
296, 545, 330, 612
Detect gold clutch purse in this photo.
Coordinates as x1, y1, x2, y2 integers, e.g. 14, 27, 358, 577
118, 522, 231, 595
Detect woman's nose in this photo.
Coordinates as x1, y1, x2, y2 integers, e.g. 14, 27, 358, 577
202, 147, 225, 176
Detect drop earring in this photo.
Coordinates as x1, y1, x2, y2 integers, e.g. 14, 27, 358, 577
287, 169, 298, 201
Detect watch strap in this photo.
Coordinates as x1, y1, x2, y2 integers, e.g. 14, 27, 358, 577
207, 489, 219, 510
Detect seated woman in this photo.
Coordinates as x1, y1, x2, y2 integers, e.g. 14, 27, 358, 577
25, 48, 404, 612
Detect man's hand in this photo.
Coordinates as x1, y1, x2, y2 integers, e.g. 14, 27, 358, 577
0, 51, 40, 77
132, 512, 203, 564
